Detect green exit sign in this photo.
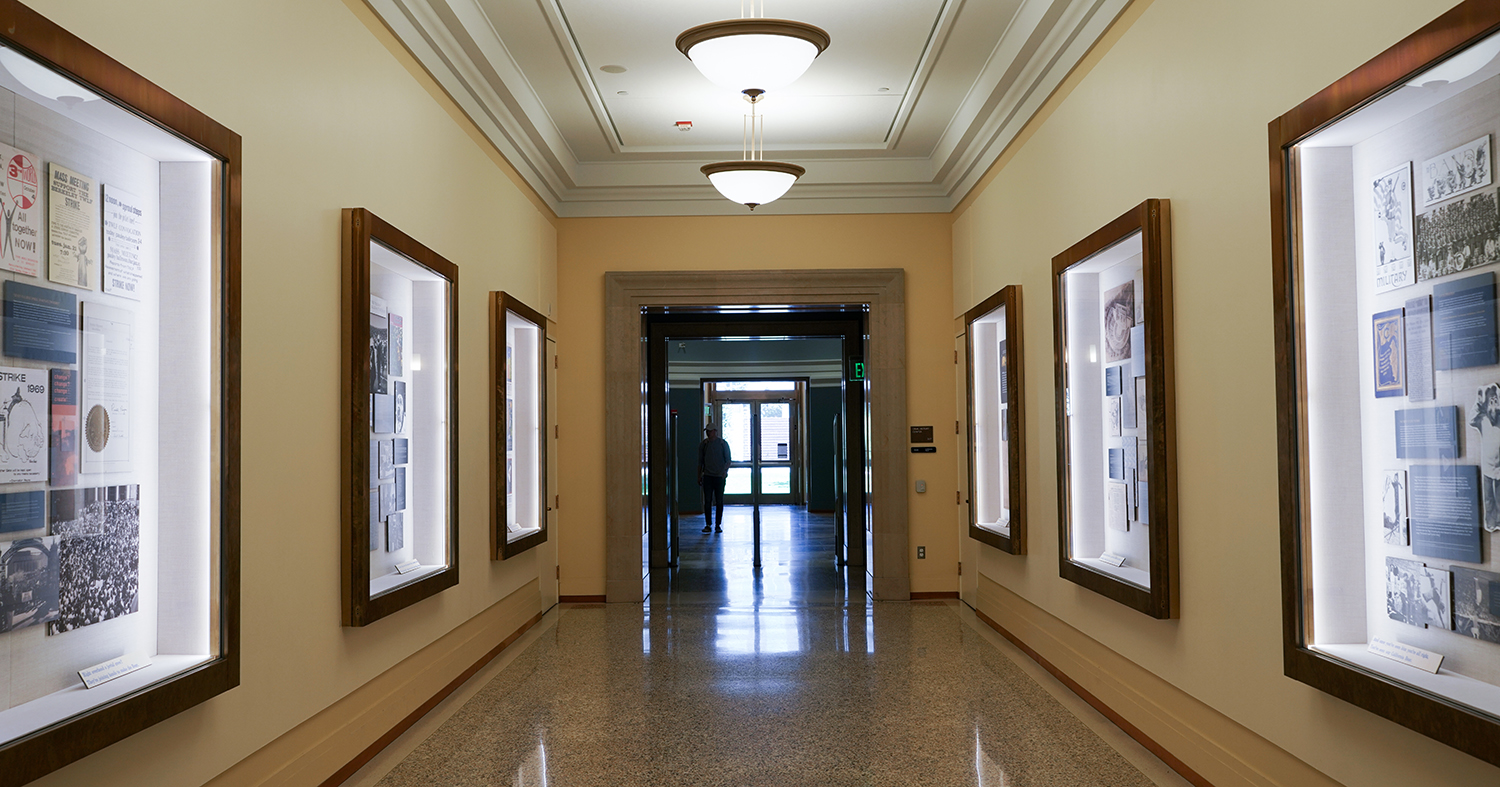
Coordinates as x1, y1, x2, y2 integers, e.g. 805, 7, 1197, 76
848, 357, 865, 382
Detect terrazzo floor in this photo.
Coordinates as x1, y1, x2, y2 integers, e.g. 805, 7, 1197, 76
348, 507, 1192, 787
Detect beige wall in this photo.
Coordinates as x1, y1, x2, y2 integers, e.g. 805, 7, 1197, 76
954, 0, 1500, 784
554, 215, 957, 596
24, 1, 556, 785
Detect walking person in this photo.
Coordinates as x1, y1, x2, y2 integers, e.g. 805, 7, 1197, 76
698, 424, 732, 533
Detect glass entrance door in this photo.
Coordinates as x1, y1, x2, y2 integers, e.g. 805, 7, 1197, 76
710, 384, 802, 506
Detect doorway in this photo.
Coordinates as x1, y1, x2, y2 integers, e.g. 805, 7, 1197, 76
602, 269, 910, 603
709, 381, 804, 506
647, 312, 865, 576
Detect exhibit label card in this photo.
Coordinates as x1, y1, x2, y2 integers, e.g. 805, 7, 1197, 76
77, 654, 149, 689
1433, 271, 1499, 369
0, 367, 48, 483
101, 184, 145, 300
1409, 464, 1483, 563
1395, 406, 1459, 459
47, 163, 96, 290
0, 144, 40, 276
1372, 308, 1405, 397
50, 368, 78, 486
1373, 162, 1416, 292
1404, 295, 1435, 401
3, 280, 77, 364
1422, 135, 1492, 207
1368, 637, 1443, 674
1105, 482, 1128, 532
0, 491, 44, 534
81, 303, 132, 473
1099, 552, 1126, 567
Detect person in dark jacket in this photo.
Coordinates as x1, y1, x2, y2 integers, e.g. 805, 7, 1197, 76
697, 424, 732, 533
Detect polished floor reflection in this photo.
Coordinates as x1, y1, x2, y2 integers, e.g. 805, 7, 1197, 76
358, 506, 1188, 787
652, 506, 865, 606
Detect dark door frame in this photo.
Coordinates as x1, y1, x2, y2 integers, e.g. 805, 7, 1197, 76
646, 314, 865, 572
602, 269, 909, 603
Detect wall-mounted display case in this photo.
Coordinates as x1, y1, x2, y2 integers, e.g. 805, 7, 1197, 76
1052, 199, 1176, 618
492, 291, 546, 559
341, 208, 457, 627
1270, 0, 1500, 764
965, 285, 1026, 554
0, 2, 241, 782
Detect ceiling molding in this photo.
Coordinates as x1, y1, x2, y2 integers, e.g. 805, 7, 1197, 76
367, 0, 1131, 217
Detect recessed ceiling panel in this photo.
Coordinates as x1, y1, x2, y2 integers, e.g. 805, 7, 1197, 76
610, 93, 905, 150
558, 0, 945, 153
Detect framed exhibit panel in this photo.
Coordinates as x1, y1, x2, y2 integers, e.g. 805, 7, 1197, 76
1052, 199, 1176, 619
1270, 0, 1500, 764
0, 2, 242, 783
964, 285, 1026, 554
492, 291, 547, 559
341, 208, 457, 627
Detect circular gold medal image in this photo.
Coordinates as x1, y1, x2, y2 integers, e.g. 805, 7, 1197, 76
86, 404, 110, 453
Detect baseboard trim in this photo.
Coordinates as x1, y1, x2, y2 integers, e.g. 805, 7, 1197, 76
559, 595, 607, 603
910, 591, 959, 600
970, 604, 1210, 786
972, 575, 1339, 787
321, 608, 546, 787
206, 581, 544, 787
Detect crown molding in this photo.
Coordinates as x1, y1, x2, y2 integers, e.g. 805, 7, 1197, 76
367, 0, 1131, 216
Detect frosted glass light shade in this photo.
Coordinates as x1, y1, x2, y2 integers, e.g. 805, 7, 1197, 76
0, 48, 97, 105
702, 160, 805, 209
676, 19, 830, 93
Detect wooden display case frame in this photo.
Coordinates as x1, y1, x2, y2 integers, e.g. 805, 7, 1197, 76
340, 207, 459, 626
1051, 199, 1177, 619
964, 285, 1026, 554
1269, 0, 1500, 766
491, 291, 548, 559
0, 2, 242, 783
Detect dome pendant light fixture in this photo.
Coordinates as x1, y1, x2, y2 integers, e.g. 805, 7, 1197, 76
676, 1, 830, 93
702, 89, 805, 211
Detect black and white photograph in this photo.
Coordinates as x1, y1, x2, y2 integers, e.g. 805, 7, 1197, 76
1102, 280, 1134, 363
1386, 556, 1452, 630
369, 311, 389, 395
1422, 135, 1491, 207
0, 536, 58, 632
387, 512, 404, 552
1107, 396, 1121, 437
48, 484, 140, 635
390, 313, 404, 377
396, 466, 406, 512
370, 439, 379, 485
394, 437, 408, 465
1373, 162, 1416, 292
1451, 566, 1500, 646
1414, 188, 1500, 281
1383, 469, 1409, 546
378, 438, 394, 481
1471, 382, 1500, 533
394, 380, 406, 434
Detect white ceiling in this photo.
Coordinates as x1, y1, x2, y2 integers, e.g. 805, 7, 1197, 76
368, 0, 1130, 216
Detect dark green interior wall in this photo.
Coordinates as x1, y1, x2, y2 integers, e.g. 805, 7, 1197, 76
807, 387, 841, 512
671, 386, 704, 512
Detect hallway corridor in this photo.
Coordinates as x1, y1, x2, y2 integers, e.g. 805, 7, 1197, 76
348, 508, 1191, 786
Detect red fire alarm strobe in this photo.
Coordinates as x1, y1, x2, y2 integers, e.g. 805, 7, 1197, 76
675, 121, 692, 131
